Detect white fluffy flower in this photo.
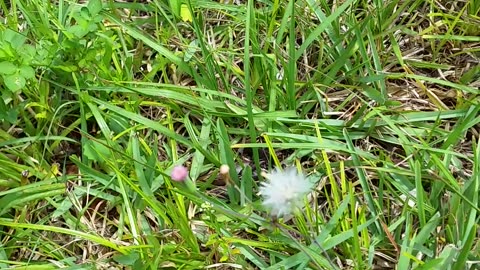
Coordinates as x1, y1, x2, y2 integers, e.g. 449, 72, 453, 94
259, 166, 313, 217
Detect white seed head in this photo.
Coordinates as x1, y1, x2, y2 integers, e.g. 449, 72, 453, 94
220, 164, 230, 175
259, 166, 313, 217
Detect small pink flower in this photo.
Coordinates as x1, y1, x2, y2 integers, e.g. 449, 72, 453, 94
171, 165, 188, 182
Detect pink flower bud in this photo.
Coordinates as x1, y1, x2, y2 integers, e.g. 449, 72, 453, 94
171, 165, 188, 182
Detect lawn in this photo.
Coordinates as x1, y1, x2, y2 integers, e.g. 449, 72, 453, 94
0, 0, 479, 269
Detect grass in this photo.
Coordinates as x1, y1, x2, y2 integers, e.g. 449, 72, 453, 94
0, 0, 479, 269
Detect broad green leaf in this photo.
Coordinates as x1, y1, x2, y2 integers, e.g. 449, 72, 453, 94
0, 61, 17, 75
19, 65, 35, 79
87, 0, 103, 16
80, 7, 91, 20
184, 40, 199, 62
21, 44, 36, 60
113, 252, 140, 266
0, 105, 18, 124
3, 29, 27, 49
68, 25, 89, 38
4, 73, 26, 92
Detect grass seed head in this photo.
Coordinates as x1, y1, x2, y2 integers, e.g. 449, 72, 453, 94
259, 166, 313, 218
220, 164, 230, 175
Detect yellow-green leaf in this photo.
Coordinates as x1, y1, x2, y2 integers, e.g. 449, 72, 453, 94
180, 4, 192, 22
